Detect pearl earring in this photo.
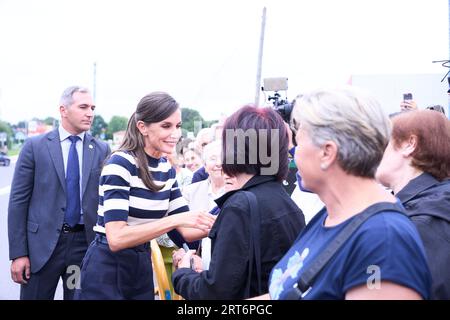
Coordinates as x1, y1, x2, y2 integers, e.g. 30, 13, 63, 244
320, 163, 328, 170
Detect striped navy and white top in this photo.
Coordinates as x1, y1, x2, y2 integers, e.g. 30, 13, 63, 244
93, 151, 189, 235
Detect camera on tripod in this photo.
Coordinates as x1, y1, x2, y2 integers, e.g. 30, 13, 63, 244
262, 77, 294, 123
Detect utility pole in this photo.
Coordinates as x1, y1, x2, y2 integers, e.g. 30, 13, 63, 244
0, 88, 2, 120
93, 62, 97, 104
254, 7, 266, 107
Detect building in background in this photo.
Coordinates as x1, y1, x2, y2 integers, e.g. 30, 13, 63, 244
112, 130, 126, 149
27, 120, 53, 137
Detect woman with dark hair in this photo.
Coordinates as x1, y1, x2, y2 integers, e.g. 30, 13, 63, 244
75, 92, 215, 300
172, 105, 305, 299
376, 110, 450, 299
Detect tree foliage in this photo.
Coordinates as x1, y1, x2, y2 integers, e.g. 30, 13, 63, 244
43, 116, 58, 126
91, 114, 108, 138
107, 115, 128, 138
0, 120, 13, 149
0, 120, 12, 134
181, 107, 205, 136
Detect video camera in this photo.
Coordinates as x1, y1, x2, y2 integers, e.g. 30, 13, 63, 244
262, 77, 294, 123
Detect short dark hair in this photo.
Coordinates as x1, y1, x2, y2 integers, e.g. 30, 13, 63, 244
221, 105, 289, 181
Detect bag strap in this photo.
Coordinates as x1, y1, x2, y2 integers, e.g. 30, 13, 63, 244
293, 202, 406, 297
243, 191, 262, 297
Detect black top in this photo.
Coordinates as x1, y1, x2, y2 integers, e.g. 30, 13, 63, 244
172, 175, 306, 299
396, 173, 450, 299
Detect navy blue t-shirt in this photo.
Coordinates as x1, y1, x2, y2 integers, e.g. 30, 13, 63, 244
268, 205, 431, 300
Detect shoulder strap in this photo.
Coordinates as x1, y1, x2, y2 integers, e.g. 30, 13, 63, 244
294, 202, 406, 296
242, 191, 262, 297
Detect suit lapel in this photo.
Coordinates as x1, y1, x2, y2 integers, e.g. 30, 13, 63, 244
82, 133, 95, 197
47, 130, 66, 192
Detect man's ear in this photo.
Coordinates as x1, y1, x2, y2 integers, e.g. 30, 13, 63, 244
320, 141, 338, 170
59, 105, 67, 118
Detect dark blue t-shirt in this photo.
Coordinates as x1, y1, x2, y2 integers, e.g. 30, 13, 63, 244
268, 205, 431, 300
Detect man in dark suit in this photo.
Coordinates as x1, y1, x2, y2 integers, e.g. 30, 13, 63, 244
8, 86, 110, 299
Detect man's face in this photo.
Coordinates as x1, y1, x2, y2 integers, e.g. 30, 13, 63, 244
60, 91, 95, 134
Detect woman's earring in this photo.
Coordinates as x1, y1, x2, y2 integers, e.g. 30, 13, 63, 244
320, 163, 328, 170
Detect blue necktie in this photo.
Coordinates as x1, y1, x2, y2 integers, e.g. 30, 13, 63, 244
65, 136, 81, 227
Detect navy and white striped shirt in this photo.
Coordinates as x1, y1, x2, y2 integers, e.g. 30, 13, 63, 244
93, 151, 189, 234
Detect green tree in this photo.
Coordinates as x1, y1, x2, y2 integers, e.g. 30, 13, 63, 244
43, 116, 58, 127
17, 121, 27, 129
107, 115, 128, 138
91, 114, 108, 138
0, 120, 13, 149
204, 119, 218, 128
181, 107, 205, 135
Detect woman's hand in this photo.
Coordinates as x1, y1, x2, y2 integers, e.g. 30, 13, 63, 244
172, 248, 185, 268
177, 211, 216, 232
177, 250, 203, 272
400, 100, 418, 112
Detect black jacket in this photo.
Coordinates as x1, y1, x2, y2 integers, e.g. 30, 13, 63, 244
396, 173, 450, 299
172, 175, 306, 299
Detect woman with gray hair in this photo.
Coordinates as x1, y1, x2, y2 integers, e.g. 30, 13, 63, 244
174, 139, 226, 270
262, 86, 431, 300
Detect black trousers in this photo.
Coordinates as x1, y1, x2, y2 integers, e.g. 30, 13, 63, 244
74, 235, 154, 300
20, 230, 88, 300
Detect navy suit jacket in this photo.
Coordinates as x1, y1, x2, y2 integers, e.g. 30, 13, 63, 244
8, 129, 110, 273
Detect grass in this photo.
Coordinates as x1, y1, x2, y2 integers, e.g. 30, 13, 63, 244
7, 144, 22, 156
8, 149, 20, 156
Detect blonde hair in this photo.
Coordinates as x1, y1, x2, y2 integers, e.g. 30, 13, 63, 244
291, 86, 391, 178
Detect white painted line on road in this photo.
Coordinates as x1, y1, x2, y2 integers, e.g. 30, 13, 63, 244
0, 185, 11, 196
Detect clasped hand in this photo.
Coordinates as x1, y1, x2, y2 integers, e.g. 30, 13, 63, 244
172, 248, 203, 272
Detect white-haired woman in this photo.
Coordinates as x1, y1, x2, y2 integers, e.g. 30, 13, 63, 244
174, 140, 226, 270
258, 87, 431, 300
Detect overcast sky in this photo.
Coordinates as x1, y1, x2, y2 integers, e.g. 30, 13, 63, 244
0, 0, 448, 124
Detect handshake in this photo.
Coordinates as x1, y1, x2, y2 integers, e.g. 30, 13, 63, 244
172, 243, 203, 273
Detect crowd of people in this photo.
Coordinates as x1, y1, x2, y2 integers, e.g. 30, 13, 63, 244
7, 85, 450, 300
